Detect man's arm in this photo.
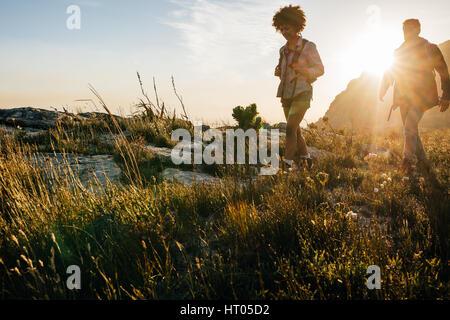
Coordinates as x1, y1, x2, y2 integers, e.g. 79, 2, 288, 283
379, 51, 397, 101
430, 44, 450, 111
379, 70, 394, 102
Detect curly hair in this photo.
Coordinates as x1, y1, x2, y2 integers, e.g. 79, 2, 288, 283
272, 5, 306, 34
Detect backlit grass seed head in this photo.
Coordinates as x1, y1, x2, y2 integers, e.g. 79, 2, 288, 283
11, 267, 21, 276
50, 233, 61, 254
18, 229, 28, 242
11, 235, 19, 246
306, 177, 315, 189
346, 211, 358, 220
316, 172, 329, 187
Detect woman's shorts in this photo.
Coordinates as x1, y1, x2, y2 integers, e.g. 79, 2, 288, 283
282, 91, 312, 117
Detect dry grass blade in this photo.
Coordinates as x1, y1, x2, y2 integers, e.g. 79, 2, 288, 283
88, 84, 143, 187
171, 76, 190, 124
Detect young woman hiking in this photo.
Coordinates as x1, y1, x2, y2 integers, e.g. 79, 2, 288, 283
273, 5, 324, 170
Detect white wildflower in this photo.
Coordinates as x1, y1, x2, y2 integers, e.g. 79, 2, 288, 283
346, 211, 358, 220
374, 188, 379, 193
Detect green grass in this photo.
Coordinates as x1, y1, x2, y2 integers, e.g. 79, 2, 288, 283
0, 113, 448, 300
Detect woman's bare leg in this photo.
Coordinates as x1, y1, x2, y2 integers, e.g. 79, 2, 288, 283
283, 107, 307, 161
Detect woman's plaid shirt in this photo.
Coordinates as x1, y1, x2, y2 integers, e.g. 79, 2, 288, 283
276, 36, 325, 100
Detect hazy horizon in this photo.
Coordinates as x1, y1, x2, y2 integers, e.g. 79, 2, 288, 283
1, 0, 449, 125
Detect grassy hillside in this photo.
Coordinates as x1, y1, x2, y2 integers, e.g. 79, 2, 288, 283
0, 111, 448, 300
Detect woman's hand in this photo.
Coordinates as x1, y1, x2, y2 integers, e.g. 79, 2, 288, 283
275, 65, 281, 77
290, 63, 310, 78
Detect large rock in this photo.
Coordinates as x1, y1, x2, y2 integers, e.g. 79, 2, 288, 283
0, 124, 45, 137
162, 168, 219, 185
0, 107, 123, 130
34, 153, 121, 187
145, 144, 174, 161
307, 146, 333, 160
145, 141, 204, 162
0, 107, 69, 129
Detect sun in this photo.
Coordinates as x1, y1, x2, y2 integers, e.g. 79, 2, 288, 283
342, 28, 400, 79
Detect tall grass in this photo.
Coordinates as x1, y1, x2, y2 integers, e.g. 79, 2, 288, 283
0, 101, 448, 299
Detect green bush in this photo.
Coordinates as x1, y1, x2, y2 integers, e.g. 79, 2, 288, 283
232, 103, 262, 131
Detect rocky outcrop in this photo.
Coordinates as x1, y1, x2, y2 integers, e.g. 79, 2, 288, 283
34, 153, 122, 187
0, 107, 70, 129
0, 107, 122, 129
0, 124, 45, 137
162, 168, 220, 185
318, 72, 379, 131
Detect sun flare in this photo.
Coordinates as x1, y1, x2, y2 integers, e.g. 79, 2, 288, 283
342, 28, 401, 79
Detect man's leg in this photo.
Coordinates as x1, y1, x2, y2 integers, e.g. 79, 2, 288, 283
403, 106, 425, 165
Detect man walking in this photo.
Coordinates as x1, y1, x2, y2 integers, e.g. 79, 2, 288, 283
380, 19, 449, 175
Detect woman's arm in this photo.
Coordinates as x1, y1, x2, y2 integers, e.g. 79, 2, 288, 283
305, 42, 325, 81
290, 42, 324, 82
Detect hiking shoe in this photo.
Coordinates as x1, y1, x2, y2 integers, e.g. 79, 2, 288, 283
282, 158, 298, 172
296, 157, 313, 170
305, 157, 313, 170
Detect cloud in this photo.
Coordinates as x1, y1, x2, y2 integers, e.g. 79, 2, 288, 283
163, 0, 289, 79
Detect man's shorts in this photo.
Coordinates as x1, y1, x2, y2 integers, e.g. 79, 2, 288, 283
282, 91, 312, 117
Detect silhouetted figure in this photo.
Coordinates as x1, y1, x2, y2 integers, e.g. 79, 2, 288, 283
273, 5, 324, 170
380, 19, 449, 175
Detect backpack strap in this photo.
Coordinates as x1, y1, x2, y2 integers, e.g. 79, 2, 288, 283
424, 41, 437, 76
289, 39, 308, 99
293, 39, 308, 65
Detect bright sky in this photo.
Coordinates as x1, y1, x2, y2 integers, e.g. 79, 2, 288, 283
0, 0, 449, 125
